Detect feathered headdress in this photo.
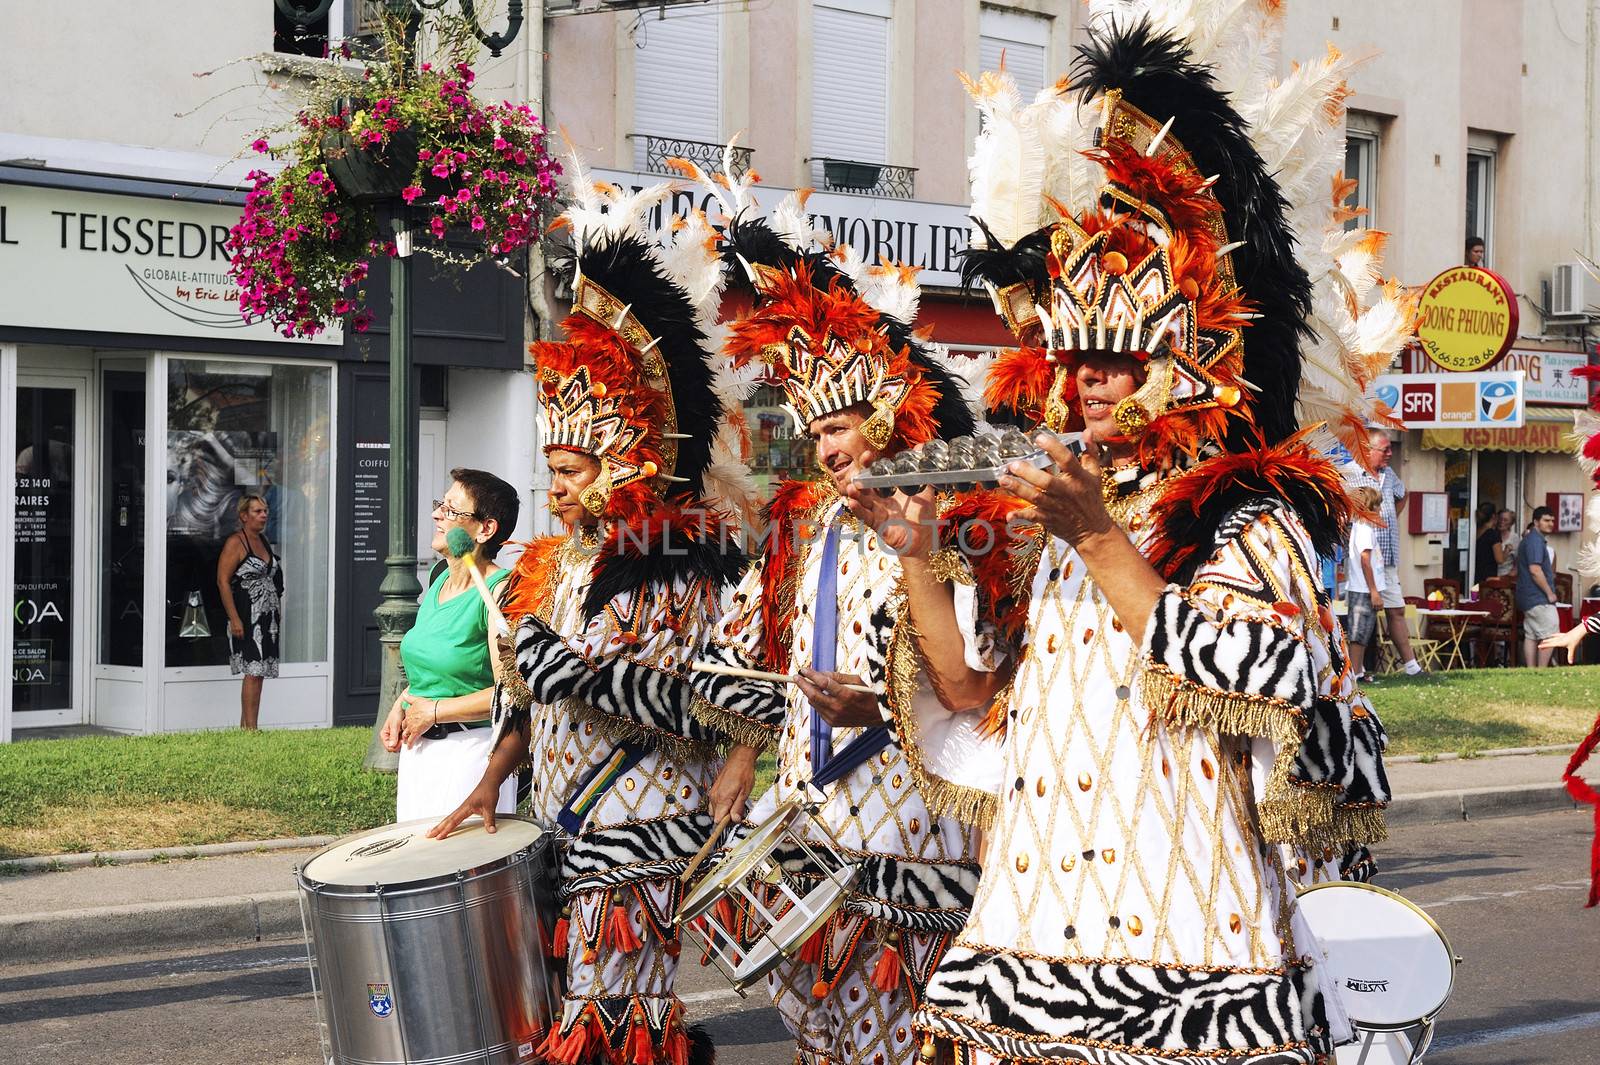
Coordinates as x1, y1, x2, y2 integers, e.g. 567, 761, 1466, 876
673, 151, 977, 453
968, 0, 1414, 464
532, 152, 756, 526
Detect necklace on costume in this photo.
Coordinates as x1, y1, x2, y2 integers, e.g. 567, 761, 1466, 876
1100, 460, 1164, 531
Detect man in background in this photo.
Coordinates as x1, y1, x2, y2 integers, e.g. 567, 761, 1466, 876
1466, 236, 1486, 267
1516, 506, 1560, 667
1367, 429, 1425, 674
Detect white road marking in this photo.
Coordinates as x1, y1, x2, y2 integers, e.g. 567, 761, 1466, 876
1433, 1009, 1600, 1052
1413, 878, 1591, 909
679, 987, 744, 1005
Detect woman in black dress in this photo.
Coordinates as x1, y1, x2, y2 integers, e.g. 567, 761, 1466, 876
217, 494, 283, 729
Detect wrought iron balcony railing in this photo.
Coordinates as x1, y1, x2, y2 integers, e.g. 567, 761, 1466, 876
630, 134, 752, 179
808, 157, 916, 199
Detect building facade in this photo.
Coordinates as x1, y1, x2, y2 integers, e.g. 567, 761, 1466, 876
4, 1, 1599, 740
0, 3, 542, 740
545, 0, 1599, 593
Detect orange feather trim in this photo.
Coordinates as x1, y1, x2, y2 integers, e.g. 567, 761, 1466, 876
756, 479, 830, 674
500, 535, 568, 627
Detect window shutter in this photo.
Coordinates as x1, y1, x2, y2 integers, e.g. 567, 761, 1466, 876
633, 7, 721, 166
812, 3, 890, 163
979, 8, 1049, 102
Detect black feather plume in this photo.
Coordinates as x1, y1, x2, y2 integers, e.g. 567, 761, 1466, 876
575, 232, 720, 498
959, 218, 1054, 307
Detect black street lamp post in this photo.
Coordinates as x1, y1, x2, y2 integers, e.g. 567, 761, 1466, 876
271, 0, 524, 769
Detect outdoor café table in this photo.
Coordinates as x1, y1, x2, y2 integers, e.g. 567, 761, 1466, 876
1415, 607, 1484, 670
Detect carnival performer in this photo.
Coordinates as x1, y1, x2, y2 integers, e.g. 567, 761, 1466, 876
848, 7, 1407, 1062
677, 171, 995, 1065
429, 160, 762, 1065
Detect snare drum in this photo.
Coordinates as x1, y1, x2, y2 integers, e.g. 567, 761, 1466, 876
677, 801, 856, 993
296, 817, 562, 1065
1297, 882, 1459, 1064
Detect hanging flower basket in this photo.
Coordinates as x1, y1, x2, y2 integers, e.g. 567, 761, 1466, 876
226, 17, 561, 338
319, 128, 422, 203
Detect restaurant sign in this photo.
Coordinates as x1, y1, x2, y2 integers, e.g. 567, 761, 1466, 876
1499, 348, 1591, 407
1414, 266, 1518, 372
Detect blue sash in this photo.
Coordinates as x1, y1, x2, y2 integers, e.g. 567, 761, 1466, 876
809, 521, 892, 790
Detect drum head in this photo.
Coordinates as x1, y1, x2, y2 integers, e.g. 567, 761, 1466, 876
302, 816, 546, 888
681, 803, 803, 919
1298, 882, 1455, 1030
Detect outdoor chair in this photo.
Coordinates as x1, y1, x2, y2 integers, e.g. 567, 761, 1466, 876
1474, 577, 1517, 667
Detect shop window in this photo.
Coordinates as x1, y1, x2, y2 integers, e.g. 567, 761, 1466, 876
1343, 124, 1379, 231
1466, 147, 1496, 264
743, 382, 817, 495
165, 360, 333, 669
14, 386, 77, 712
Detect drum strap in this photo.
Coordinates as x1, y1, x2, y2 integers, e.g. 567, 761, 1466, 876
558, 740, 649, 835
809, 521, 892, 792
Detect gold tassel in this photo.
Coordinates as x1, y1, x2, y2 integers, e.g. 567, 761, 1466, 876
567, 701, 718, 768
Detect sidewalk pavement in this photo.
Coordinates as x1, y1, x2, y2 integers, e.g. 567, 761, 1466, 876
0, 751, 1591, 966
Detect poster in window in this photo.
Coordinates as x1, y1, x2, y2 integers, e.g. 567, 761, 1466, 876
1547, 492, 1584, 534
165, 429, 279, 667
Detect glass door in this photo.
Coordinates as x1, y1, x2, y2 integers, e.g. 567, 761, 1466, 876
13, 380, 85, 725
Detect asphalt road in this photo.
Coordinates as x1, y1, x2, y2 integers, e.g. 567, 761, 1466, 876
0, 808, 1595, 1065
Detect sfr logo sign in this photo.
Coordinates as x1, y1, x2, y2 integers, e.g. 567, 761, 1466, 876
1400, 383, 1436, 421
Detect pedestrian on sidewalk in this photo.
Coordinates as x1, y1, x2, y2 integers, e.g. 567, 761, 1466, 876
1346, 485, 1386, 682
217, 493, 283, 730
381, 468, 520, 821
1517, 506, 1560, 667
1366, 429, 1425, 674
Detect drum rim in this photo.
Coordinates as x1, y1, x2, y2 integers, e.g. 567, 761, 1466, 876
297, 814, 549, 891
1297, 879, 1457, 1030
680, 801, 808, 920
727, 872, 853, 990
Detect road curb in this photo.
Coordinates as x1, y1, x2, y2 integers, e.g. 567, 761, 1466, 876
1, 835, 337, 874
1386, 743, 1578, 765
0, 891, 304, 965
1386, 783, 1578, 827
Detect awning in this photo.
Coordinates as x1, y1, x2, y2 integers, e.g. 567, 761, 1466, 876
1420, 407, 1578, 453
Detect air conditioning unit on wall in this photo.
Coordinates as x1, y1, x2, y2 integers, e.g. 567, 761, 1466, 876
1550, 260, 1600, 318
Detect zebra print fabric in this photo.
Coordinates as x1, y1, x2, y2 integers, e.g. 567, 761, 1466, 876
509, 614, 723, 748
1146, 593, 1316, 711
921, 945, 1324, 1063
561, 812, 715, 896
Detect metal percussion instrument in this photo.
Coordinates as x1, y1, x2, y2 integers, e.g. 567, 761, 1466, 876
677, 801, 856, 994
853, 428, 1083, 495
296, 816, 562, 1065
1298, 882, 1460, 1064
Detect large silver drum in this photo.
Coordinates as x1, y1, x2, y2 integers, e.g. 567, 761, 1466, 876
296, 816, 562, 1065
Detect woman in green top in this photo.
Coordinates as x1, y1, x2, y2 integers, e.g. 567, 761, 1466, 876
381, 468, 521, 821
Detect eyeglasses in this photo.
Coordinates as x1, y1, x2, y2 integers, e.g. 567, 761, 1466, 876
432, 499, 479, 522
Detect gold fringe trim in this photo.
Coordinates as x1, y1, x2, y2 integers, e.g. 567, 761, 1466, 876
1332, 805, 1390, 847
885, 600, 998, 831
687, 693, 781, 754
566, 700, 719, 769
1140, 664, 1305, 750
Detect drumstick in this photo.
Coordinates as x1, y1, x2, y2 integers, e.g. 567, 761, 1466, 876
690, 660, 874, 695
681, 814, 732, 885
445, 527, 510, 636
